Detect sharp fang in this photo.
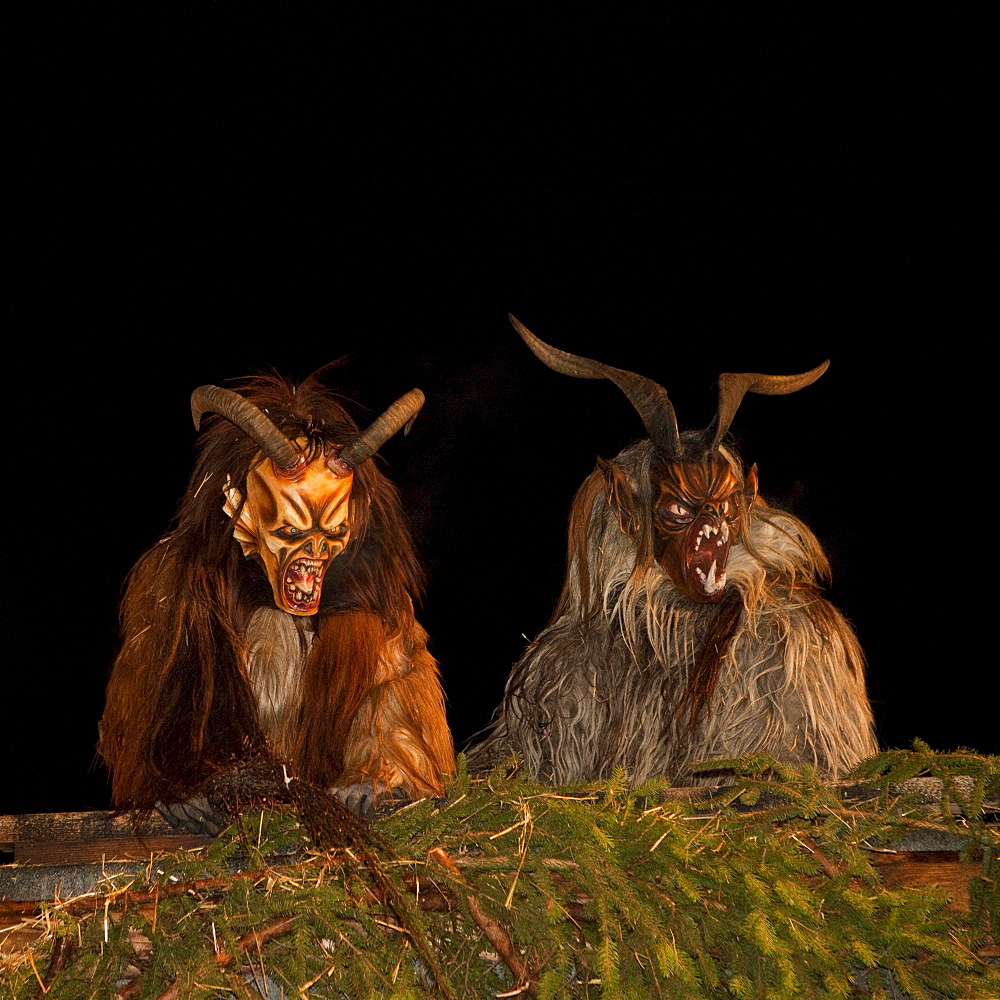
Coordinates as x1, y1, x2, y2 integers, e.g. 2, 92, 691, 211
702, 559, 725, 594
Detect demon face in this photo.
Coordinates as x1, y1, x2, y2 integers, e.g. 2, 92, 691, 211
224, 442, 353, 616
651, 453, 757, 603
505, 312, 826, 604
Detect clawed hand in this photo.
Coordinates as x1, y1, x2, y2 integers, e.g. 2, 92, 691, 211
328, 782, 409, 819
155, 795, 228, 836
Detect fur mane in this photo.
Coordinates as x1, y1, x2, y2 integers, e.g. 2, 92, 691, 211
563, 440, 830, 653
470, 437, 873, 785
100, 372, 429, 809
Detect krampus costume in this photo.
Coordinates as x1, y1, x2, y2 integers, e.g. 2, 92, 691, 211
470, 317, 876, 786
100, 371, 455, 826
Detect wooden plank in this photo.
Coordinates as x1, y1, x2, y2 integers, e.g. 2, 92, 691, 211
0, 916, 41, 955
1, 776, 992, 846
867, 850, 982, 912
1, 810, 177, 845
15, 835, 215, 866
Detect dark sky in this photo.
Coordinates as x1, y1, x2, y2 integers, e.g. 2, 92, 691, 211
6, 9, 990, 815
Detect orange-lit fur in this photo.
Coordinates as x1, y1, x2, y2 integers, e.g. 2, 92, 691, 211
99, 373, 455, 811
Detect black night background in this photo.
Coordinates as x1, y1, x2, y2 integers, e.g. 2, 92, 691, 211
6, 8, 991, 816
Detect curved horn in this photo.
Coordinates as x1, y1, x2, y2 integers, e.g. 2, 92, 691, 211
337, 388, 425, 470
190, 385, 302, 470
509, 314, 682, 457
705, 360, 830, 449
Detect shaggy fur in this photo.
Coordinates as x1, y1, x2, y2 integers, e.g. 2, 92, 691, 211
100, 373, 455, 811
469, 438, 876, 785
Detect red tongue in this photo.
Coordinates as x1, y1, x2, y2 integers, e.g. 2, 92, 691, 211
290, 564, 316, 588
690, 543, 718, 574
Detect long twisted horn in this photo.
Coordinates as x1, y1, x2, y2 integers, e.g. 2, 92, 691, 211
509, 314, 682, 458
191, 385, 301, 470
337, 388, 425, 470
704, 361, 830, 450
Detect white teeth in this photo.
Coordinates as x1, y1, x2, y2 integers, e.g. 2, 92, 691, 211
288, 583, 316, 603
694, 560, 726, 594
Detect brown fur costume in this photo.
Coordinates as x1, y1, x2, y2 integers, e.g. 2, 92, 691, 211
99, 372, 455, 812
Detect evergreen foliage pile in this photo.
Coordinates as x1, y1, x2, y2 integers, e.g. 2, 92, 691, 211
3, 743, 998, 999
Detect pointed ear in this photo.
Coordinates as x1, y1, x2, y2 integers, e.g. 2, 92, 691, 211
597, 457, 641, 537
743, 463, 759, 507
222, 477, 259, 555
221, 476, 244, 520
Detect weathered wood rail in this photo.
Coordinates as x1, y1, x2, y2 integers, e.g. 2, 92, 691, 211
1, 810, 214, 955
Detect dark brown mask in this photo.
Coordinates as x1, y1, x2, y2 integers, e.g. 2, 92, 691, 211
651, 454, 757, 602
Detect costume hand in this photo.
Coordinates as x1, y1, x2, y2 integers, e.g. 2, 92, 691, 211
155, 795, 228, 836
329, 782, 409, 819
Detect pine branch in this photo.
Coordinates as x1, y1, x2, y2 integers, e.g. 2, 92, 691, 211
134, 916, 298, 1000
33, 934, 75, 998
429, 846, 538, 996
7, 747, 999, 999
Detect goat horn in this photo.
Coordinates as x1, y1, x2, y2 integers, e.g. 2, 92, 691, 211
190, 385, 302, 470
509, 314, 682, 457
705, 360, 830, 449
337, 388, 425, 470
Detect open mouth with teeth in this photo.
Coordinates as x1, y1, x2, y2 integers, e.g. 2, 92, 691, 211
283, 557, 328, 612
686, 516, 732, 600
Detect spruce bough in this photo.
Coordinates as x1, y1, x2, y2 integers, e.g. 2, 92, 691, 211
5, 743, 998, 999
